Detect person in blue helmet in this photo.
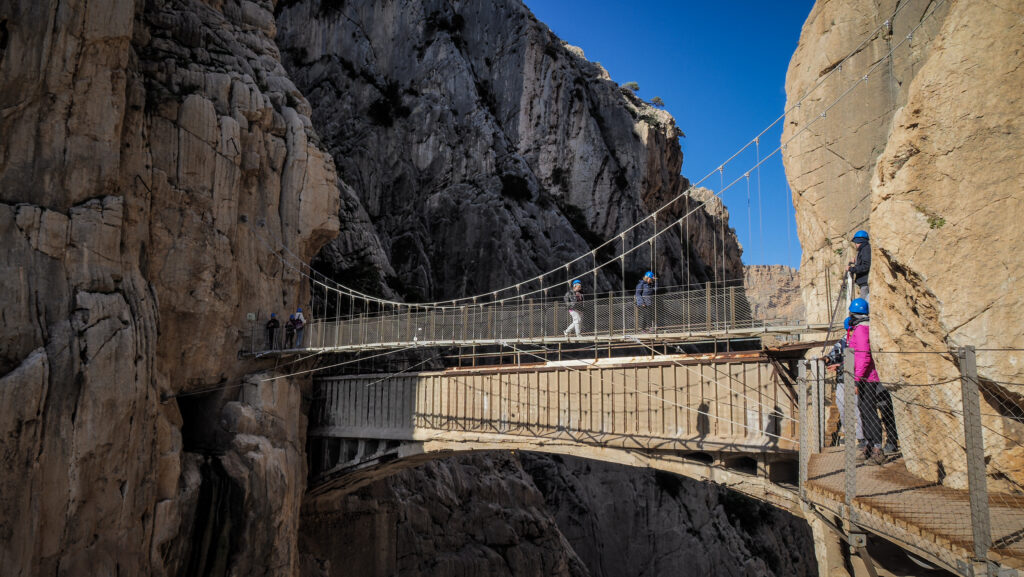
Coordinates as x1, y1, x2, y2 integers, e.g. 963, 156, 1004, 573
563, 279, 584, 338
848, 298, 898, 462
825, 316, 863, 448
847, 230, 871, 300
635, 271, 657, 332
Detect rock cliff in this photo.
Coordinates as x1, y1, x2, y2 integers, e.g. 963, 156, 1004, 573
0, 0, 337, 574
300, 453, 816, 577
784, 0, 1024, 488
1, 0, 802, 575
275, 0, 743, 299
744, 265, 804, 323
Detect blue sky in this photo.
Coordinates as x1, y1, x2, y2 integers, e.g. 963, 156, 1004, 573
523, 1, 815, 269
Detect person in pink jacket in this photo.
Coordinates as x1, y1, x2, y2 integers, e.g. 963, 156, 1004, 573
848, 298, 884, 461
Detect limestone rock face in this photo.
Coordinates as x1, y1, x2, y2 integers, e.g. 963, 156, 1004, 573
300, 453, 816, 577
782, 0, 949, 326
275, 0, 742, 299
744, 265, 804, 323
301, 454, 590, 577
0, 0, 338, 573
523, 454, 817, 577
784, 0, 1024, 489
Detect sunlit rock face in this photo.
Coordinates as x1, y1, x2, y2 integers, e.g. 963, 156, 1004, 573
744, 265, 804, 323
275, 0, 742, 300
783, 0, 1024, 489
0, 0, 338, 574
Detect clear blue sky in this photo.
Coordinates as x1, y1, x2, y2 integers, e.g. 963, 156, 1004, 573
523, 1, 815, 269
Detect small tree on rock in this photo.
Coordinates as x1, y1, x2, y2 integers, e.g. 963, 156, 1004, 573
651, 96, 665, 107
622, 81, 640, 92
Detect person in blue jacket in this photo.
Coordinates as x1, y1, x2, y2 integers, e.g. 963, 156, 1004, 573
635, 271, 657, 332
848, 230, 871, 299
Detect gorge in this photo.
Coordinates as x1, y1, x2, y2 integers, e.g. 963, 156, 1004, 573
1, 0, 1021, 576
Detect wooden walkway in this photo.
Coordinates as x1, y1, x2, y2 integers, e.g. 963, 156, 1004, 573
806, 447, 1024, 570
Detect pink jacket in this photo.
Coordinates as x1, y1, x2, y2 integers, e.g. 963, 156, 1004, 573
849, 323, 879, 382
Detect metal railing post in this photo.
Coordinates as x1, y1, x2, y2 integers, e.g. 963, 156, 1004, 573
705, 282, 712, 332
809, 359, 823, 451
798, 360, 809, 498
843, 345, 857, 524
958, 345, 992, 563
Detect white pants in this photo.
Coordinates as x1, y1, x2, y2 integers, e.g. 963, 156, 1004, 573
564, 310, 581, 336
836, 380, 863, 441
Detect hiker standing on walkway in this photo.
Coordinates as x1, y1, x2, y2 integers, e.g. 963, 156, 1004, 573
294, 307, 307, 348
563, 279, 584, 338
825, 316, 863, 447
265, 313, 280, 350
849, 298, 897, 463
635, 271, 657, 332
284, 314, 296, 348
848, 230, 871, 300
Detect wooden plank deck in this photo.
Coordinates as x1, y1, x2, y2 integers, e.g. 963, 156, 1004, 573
806, 447, 1024, 569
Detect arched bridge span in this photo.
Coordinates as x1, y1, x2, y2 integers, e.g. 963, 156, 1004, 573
307, 349, 804, 512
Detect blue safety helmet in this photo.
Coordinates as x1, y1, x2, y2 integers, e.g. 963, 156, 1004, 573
843, 316, 851, 331
849, 298, 869, 314
571, 279, 581, 287
297, 307, 303, 312
644, 271, 654, 279
852, 230, 869, 242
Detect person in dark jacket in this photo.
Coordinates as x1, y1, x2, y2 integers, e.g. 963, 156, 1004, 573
284, 314, 296, 349
635, 271, 657, 332
563, 279, 584, 337
265, 313, 280, 350
848, 230, 871, 299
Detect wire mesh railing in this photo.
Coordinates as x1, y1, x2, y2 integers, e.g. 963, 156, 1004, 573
799, 345, 1024, 571
242, 281, 821, 354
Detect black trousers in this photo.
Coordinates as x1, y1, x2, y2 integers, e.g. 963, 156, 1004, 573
857, 380, 883, 448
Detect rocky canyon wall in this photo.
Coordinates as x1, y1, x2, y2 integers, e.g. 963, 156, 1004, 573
300, 453, 816, 577
744, 265, 804, 323
0, 0, 338, 574
275, 0, 743, 300
784, 0, 1024, 488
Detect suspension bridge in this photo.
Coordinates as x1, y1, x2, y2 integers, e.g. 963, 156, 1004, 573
247, 1, 1023, 574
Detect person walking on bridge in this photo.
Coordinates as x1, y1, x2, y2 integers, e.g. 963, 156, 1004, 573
563, 279, 584, 338
848, 230, 871, 300
635, 271, 657, 332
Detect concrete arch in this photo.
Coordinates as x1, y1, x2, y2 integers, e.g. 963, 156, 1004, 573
305, 437, 803, 517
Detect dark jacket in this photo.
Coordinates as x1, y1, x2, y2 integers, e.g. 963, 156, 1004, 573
826, 337, 848, 384
266, 317, 280, 331
564, 289, 583, 311
850, 241, 871, 287
635, 279, 656, 306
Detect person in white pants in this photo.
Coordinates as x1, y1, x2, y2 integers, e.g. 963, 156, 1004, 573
563, 279, 584, 337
